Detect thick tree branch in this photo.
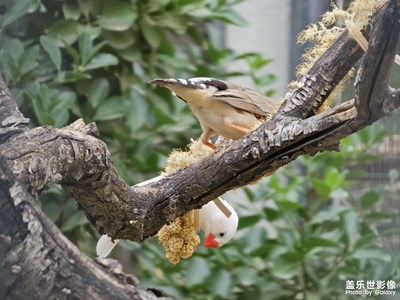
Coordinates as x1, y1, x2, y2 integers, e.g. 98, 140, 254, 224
353, 0, 400, 126
0, 0, 399, 245
0, 158, 166, 300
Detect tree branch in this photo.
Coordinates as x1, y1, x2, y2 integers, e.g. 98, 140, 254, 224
0, 0, 399, 245
353, 0, 400, 126
0, 157, 165, 299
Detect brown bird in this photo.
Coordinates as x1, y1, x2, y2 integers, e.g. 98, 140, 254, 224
150, 77, 278, 149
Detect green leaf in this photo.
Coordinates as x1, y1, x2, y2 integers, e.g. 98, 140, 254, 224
325, 167, 345, 188
61, 210, 87, 231
330, 188, 349, 201
361, 190, 381, 209
10, 88, 24, 106
211, 269, 232, 298
40, 36, 62, 70
85, 53, 118, 70
256, 73, 276, 86
350, 248, 391, 262
59, 71, 91, 82
269, 175, 283, 192
52, 110, 69, 128
263, 207, 280, 221
47, 19, 80, 46
244, 226, 268, 253
187, 26, 206, 45
155, 14, 188, 31
62, 1, 81, 20
186, 257, 210, 287
310, 206, 348, 224
141, 19, 163, 49
342, 210, 359, 247
0, 38, 24, 63
98, 1, 137, 31
366, 211, 392, 221
41, 199, 63, 222
23, 81, 40, 99
158, 54, 196, 71
212, 10, 246, 26
358, 127, 371, 146
234, 266, 259, 286
151, 105, 175, 126
51, 91, 76, 127
80, 26, 102, 40
63, 42, 81, 65
78, 32, 93, 65
102, 30, 136, 50
93, 96, 128, 121
238, 215, 261, 229
88, 78, 110, 109
18, 45, 39, 75
312, 178, 331, 198
39, 186, 65, 221
31, 96, 51, 125
243, 54, 272, 70
0, 54, 19, 82
2, 0, 32, 28
142, 0, 170, 13
77, 0, 93, 17
304, 237, 339, 250
280, 251, 303, 263
277, 199, 300, 212
116, 45, 142, 63
242, 187, 256, 202
126, 87, 149, 131
81, 35, 106, 66
272, 259, 301, 280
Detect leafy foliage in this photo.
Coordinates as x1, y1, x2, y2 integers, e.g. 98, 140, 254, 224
0, 0, 271, 181
122, 124, 400, 300
0, 0, 274, 243
1, 1, 399, 300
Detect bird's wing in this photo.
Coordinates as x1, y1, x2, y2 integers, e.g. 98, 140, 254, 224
210, 81, 277, 116
150, 77, 277, 116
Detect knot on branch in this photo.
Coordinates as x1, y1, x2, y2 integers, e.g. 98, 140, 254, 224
0, 120, 111, 195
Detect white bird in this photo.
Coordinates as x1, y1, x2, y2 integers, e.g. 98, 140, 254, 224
96, 177, 238, 257
199, 198, 239, 248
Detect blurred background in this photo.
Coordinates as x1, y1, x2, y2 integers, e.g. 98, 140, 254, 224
0, 0, 399, 299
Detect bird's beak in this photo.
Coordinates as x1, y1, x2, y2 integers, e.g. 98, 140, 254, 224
204, 233, 219, 248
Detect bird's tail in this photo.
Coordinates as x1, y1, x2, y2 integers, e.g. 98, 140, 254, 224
96, 235, 118, 258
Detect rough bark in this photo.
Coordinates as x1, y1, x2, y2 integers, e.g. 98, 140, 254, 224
0, 158, 167, 299
0, 0, 399, 298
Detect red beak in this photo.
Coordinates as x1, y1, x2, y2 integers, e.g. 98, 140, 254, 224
204, 233, 219, 248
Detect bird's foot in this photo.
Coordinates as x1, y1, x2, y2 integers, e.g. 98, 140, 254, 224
201, 139, 218, 150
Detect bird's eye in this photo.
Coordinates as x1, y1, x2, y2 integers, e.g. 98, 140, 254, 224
219, 232, 225, 237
